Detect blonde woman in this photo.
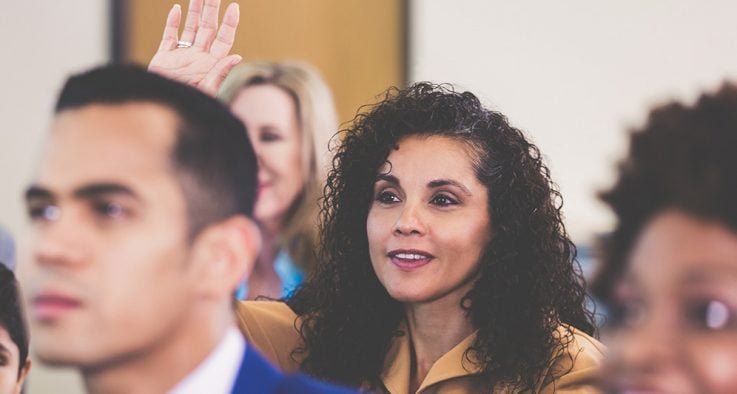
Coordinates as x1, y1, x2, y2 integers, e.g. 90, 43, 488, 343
147, 0, 338, 299
219, 62, 338, 299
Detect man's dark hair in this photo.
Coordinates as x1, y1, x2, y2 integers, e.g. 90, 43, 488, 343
593, 83, 737, 302
55, 64, 257, 236
0, 264, 28, 377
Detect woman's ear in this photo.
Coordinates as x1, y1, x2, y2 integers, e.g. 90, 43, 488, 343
189, 216, 262, 299
14, 358, 31, 394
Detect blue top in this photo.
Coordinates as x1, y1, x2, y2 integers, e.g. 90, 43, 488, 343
235, 250, 304, 300
273, 250, 304, 298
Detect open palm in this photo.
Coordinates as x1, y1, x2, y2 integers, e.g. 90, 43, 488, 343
148, 0, 242, 96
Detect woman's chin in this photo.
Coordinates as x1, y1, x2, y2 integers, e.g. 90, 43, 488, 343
385, 286, 434, 305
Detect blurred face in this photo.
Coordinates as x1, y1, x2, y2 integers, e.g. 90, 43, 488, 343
603, 210, 737, 394
21, 103, 201, 369
0, 326, 29, 394
230, 84, 304, 232
367, 135, 491, 305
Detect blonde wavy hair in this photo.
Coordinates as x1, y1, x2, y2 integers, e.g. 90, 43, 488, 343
219, 61, 338, 273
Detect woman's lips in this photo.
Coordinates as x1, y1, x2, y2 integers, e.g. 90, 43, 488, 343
388, 249, 434, 270
32, 293, 82, 322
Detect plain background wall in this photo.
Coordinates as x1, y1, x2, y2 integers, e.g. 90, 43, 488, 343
409, 0, 737, 244
125, 0, 406, 126
0, 2, 108, 393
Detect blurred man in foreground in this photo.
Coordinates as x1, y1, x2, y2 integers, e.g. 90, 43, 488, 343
21, 65, 353, 393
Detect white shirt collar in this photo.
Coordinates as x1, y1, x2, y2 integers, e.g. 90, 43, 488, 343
169, 327, 246, 394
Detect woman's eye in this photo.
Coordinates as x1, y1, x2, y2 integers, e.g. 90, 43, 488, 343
376, 191, 400, 204
430, 194, 458, 206
608, 299, 647, 329
93, 201, 127, 220
687, 300, 735, 330
260, 130, 281, 143
28, 204, 61, 222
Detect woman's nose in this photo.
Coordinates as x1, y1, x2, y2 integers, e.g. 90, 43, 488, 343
392, 201, 426, 236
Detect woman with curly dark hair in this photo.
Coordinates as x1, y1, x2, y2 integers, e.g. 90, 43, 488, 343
592, 83, 737, 393
238, 82, 603, 393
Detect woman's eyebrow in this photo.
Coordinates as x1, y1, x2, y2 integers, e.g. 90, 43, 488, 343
375, 174, 400, 186
681, 265, 737, 285
427, 179, 472, 196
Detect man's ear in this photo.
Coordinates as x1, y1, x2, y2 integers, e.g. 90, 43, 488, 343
189, 216, 261, 299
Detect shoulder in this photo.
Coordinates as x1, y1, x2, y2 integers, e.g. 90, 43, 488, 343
538, 326, 606, 393
236, 300, 303, 373
237, 299, 298, 326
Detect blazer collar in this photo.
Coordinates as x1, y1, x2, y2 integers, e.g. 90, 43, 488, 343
379, 321, 483, 394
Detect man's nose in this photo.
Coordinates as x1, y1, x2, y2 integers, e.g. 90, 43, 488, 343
31, 210, 90, 269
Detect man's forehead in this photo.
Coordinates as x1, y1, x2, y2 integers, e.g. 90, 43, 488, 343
38, 102, 181, 193
52, 102, 179, 146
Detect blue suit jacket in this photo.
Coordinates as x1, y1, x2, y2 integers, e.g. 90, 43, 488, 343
231, 345, 358, 393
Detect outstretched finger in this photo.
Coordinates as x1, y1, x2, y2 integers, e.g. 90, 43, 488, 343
209, 3, 239, 58
180, 0, 204, 45
157, 4, 182, 51
193, 0, 222, 50
200, 54, 242, 96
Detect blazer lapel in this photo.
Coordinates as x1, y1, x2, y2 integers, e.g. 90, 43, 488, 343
231, 345, 284, 394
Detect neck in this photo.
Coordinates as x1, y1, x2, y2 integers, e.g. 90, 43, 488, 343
259, 217, 283, 244
405, 288, 475, 392
257, 224, 280, 265
247, 222, 284, 299
82, 302, 233, 394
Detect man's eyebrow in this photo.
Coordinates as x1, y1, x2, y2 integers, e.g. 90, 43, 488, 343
25, 183, 140, 203
25, 185, 54, 202
0, 342, 9, 356
74, 183, 140, 200
428, 179, 472, 196
375, 174, 400, 186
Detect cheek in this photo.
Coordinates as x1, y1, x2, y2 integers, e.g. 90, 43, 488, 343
98, 236, 189, 311
366, 208, 393, 266
0, 342, 19, 392
283, 142, 304, 187
265, 141, 303, 193
366, 209, 382, 254
444, 215, 489, 261
689, 338, 737, 392
0, 367, 18, 394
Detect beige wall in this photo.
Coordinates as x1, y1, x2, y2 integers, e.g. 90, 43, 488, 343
0, 2, 108, 393
126, 0, 406, 125
409, 0, 737, 243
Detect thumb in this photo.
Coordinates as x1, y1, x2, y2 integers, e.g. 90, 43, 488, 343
200, 55, 243, 96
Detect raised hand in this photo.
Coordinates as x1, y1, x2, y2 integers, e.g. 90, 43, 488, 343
148, 0, 242, 96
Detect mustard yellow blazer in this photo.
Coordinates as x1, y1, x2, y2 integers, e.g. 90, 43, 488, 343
237, 301, 605, 393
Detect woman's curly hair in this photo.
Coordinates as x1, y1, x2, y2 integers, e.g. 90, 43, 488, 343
593, 83, 737, 303
288, 82, 595, 391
